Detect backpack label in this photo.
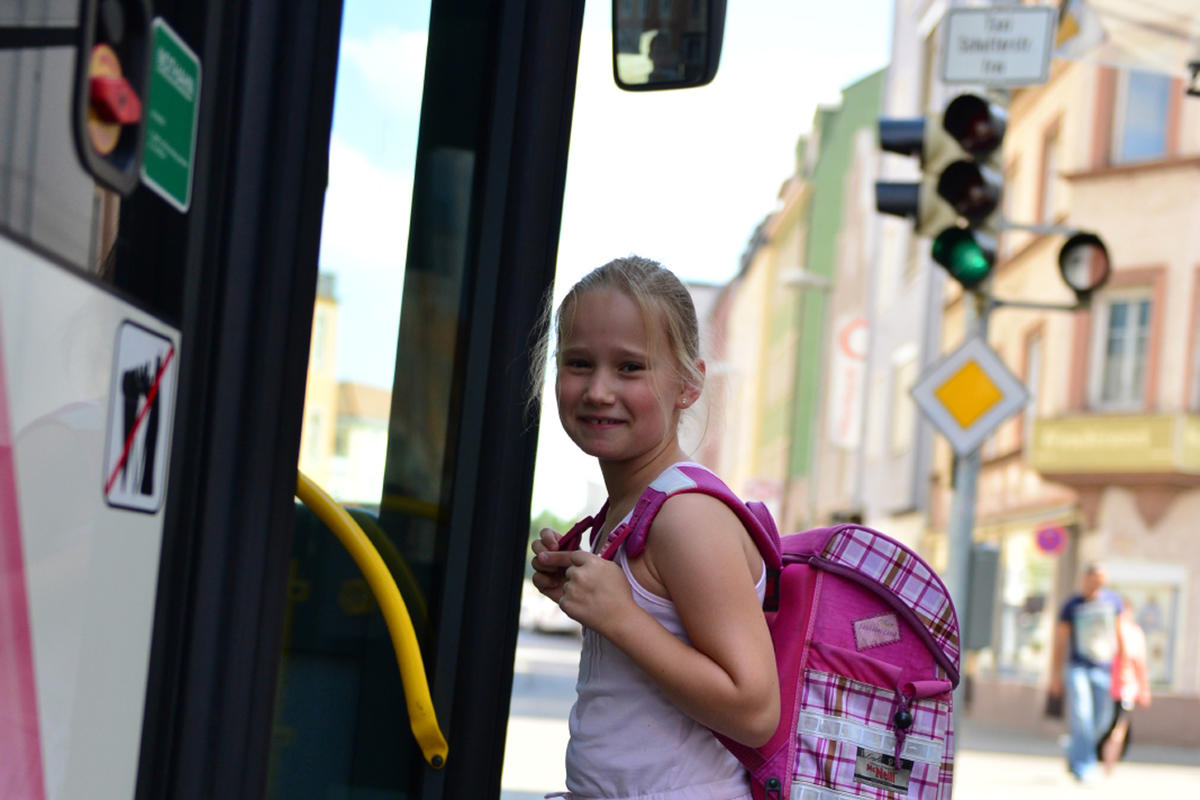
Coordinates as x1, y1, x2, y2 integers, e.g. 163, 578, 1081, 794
853, 747, 913, 792
853, 613, 901, 650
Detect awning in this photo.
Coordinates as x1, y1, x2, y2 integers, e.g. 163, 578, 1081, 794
1056, 0, 1200, 84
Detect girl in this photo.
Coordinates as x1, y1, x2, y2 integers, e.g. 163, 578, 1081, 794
1098, 601, 1151, 773
530, 256, 779, 800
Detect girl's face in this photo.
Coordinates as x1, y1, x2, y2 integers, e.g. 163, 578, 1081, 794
555, 288, 696, 467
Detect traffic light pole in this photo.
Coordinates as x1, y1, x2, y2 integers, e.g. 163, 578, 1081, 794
945, 288, 990, 742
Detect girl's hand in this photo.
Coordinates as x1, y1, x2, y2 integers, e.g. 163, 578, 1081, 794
533, 549, 634, 633
531, 528, 566, 601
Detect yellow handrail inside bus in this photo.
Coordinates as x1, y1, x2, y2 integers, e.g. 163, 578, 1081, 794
295, 470, 448, 769
347, 506, 430, 633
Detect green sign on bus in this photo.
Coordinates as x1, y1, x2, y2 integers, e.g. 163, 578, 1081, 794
140, 18, 201, 212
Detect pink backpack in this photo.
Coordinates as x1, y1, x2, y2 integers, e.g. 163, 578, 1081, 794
557, 463, 959, 800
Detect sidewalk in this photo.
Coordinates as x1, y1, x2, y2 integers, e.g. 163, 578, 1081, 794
956, 720, 1200, 797
501, 717, 1200, 799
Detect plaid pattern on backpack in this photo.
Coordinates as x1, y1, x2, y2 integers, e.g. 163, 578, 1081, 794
557, 463, 960, 800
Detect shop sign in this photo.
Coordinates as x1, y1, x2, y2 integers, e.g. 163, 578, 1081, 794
1030, 414, 1198, 474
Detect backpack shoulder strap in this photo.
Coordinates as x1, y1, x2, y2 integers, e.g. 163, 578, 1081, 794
554, 501, 608, 553
618, 464, 782, 569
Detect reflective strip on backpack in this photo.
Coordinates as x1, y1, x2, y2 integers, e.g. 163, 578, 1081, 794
795, 710, 943, 765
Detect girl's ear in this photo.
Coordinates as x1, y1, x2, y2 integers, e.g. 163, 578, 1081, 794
676, 359, 705, 409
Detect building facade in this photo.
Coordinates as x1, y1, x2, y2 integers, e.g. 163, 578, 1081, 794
711, 175, 810, 523
298, 274, 395, 507
930, 54, 1200, 747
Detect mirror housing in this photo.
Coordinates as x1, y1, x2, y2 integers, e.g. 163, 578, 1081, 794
612, 0, 727, 91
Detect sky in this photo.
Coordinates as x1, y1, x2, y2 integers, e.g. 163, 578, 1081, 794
317, 0, 895, 520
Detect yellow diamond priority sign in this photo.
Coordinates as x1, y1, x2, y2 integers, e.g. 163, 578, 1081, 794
911, 336, 1029, 455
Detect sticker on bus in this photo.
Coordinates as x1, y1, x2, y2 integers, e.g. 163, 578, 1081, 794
103, 321, 177, 512
0, 309, 48, 800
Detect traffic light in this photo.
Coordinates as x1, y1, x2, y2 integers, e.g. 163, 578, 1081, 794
1057, 232, 1111, 303
876, 94, 1007, 289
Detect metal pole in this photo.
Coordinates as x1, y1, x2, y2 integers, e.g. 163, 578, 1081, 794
993, 217, 1077, 237
945, 289, 989, 766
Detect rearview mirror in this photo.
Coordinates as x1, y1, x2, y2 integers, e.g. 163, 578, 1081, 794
612, 0, 726, 90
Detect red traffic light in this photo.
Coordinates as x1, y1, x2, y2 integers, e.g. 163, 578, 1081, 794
943, 94, 1007, 159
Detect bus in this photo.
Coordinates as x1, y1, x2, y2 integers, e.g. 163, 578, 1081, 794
0, 1, 725, 798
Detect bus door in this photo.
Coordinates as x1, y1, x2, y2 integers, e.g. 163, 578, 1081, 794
264, 2, 587, 798
1, 1, 583, 799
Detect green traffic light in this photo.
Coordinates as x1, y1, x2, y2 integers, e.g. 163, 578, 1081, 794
932, 227, 993, 288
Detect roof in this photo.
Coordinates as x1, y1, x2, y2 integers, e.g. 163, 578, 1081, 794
1059, 0, 1200, 78
337, 382, 392, 421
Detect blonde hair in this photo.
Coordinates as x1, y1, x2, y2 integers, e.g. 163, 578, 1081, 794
527, 256, 703, 415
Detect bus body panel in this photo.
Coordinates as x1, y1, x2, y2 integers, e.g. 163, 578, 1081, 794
0, 237, 179, 800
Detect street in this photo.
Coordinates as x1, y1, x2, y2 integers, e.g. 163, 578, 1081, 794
501, 631, 1200, 799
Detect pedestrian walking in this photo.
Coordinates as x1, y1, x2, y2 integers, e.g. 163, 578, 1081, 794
1048, 562, 1124, 784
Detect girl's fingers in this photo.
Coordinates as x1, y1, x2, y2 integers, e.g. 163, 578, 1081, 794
532, 529, 567, 573
531, 570, 564, 599
535, 550, 577, 570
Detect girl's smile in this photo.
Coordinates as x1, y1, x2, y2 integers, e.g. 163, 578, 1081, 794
580, 415, 626, 427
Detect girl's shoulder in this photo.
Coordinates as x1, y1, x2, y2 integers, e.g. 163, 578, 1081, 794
648, 485, 746, 552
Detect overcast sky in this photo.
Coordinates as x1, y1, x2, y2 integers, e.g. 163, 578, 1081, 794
317, 0, 894, 519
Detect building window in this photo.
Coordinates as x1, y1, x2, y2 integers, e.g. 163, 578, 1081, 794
1112, 69, 1172, 164
995, 531, 1056, 680
1090, 292, 1152, 409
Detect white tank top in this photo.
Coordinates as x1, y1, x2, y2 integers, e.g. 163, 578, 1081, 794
561, 499, 766, 800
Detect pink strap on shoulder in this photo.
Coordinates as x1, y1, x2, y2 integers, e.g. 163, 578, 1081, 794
556, 465, 785, 569
619, 465, 782, 569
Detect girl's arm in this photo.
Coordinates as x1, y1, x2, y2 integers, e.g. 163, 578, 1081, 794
539, 493, 780, 746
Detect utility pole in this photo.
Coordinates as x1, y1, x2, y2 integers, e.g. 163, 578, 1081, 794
942, 289, 989, 733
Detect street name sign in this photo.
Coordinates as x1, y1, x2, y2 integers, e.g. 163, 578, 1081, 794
942, 6, 1056, 87
910, 335, 1029, 456
140, 18, 201, 212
